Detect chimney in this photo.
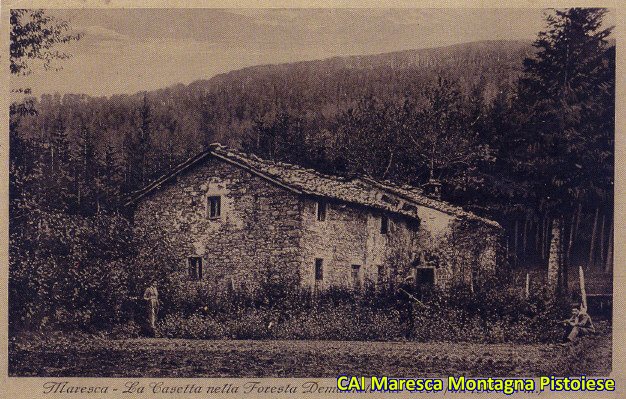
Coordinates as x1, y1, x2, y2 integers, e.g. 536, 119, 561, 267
422, 179, 442, 200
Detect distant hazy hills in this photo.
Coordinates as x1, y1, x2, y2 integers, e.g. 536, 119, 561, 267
211, 39, 532, 78
181, 40, 534, 102
25, 40, 538, 160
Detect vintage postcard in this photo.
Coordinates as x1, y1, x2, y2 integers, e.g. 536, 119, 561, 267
1, 1, 624, 398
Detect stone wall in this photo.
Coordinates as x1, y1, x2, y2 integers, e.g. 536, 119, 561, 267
298, 197, 483, 291
133, 156, 501, 294
133, 158, 304, 291
299, 199, 420, 289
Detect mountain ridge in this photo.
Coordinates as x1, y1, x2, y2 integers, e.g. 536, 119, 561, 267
183, 39, 534, 94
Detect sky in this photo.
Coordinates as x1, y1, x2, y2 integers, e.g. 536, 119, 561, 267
10, 8, 613, 97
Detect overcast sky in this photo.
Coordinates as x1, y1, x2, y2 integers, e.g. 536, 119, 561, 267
10, 8, 614, 97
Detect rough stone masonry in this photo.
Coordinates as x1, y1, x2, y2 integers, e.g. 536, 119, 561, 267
128, 144, 502, 294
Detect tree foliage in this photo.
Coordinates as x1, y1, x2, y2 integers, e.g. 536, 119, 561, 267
409, 77, 495, 185
8, 8, 615, 331
10, 9, 80, 80
510, 8, 614, 216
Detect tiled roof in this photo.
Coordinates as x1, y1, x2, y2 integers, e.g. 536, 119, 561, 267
126, 143, 500, 228
358, 177, 501, 227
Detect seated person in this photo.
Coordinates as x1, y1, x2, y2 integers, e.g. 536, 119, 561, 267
562, 304, 596, 343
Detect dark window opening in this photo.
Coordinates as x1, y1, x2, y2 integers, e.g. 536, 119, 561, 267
351, 264, 361, 289
208, 196, 221, 218
188, 257, 203, 281
381, 215, 389, 234
315, 258, 324, 281
317, 200, 327, 221
415, 268, 435, 286
407, 218, 421, 231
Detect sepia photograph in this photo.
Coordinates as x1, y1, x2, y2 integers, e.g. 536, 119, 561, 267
5, 3, 617, 387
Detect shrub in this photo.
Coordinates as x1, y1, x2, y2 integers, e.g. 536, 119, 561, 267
9, 211, 134, 333
159, 313, 228, 339
10, 214, 572, 346
109, 320, 142, 339
226, 309, 274, 339
153, 275, 571, 344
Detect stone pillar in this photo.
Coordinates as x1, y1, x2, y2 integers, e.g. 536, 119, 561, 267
547, 218, 562, 292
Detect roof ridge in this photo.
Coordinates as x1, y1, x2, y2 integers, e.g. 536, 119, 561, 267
126, 143, 499, 228
357, 175, 500, 228
223, 144, 355, 182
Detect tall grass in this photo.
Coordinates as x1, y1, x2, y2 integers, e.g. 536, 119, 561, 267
153, 277, 569, 343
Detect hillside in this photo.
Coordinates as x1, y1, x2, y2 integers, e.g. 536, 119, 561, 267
190, 39, 532, 112
160, 40, 533, 145
15, 39, 535, 197
201, 39, 532, 92
22, 39, 533, 141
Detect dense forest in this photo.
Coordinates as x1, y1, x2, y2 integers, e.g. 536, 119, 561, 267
11, 40, 533, 209
12, 39, 533, 195
9, 9, 614, 330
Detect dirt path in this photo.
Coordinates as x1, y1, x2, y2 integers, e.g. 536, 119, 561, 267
9, 328, 611, 377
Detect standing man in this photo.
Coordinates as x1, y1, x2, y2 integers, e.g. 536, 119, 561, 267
396, 274, 417, 339
143, 280, 160, 337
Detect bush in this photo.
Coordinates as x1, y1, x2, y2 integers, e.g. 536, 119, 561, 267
226, 309, 274, 339
275, 305, 401, 341
10, 214, 571, 346
109, 321, 142, 339
152, 276, 570, 344
159, 313, 228, 339
9, 211, 134, 333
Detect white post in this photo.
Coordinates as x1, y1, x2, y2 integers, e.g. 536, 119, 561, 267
579, 265, 588, 311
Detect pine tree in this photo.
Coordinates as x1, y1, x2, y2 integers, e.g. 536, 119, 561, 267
123, 93, 154, 192
512, 8, 614, 290
137, 93, 153, 186
98, 139, 124, 211
46, 111, 72, 211
72, 117, 98, 214
199, 92, 218, 149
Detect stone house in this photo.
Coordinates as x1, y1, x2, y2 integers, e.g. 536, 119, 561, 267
126, 143, 502, 294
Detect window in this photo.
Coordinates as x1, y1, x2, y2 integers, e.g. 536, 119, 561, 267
188, 257, 203, 281
208, 196, 221, 219
316, 200, 327, 221
315, 258, 324, 281
415, 268, 435, 286
381, 215, 389, 234
351, 264, 361, 289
